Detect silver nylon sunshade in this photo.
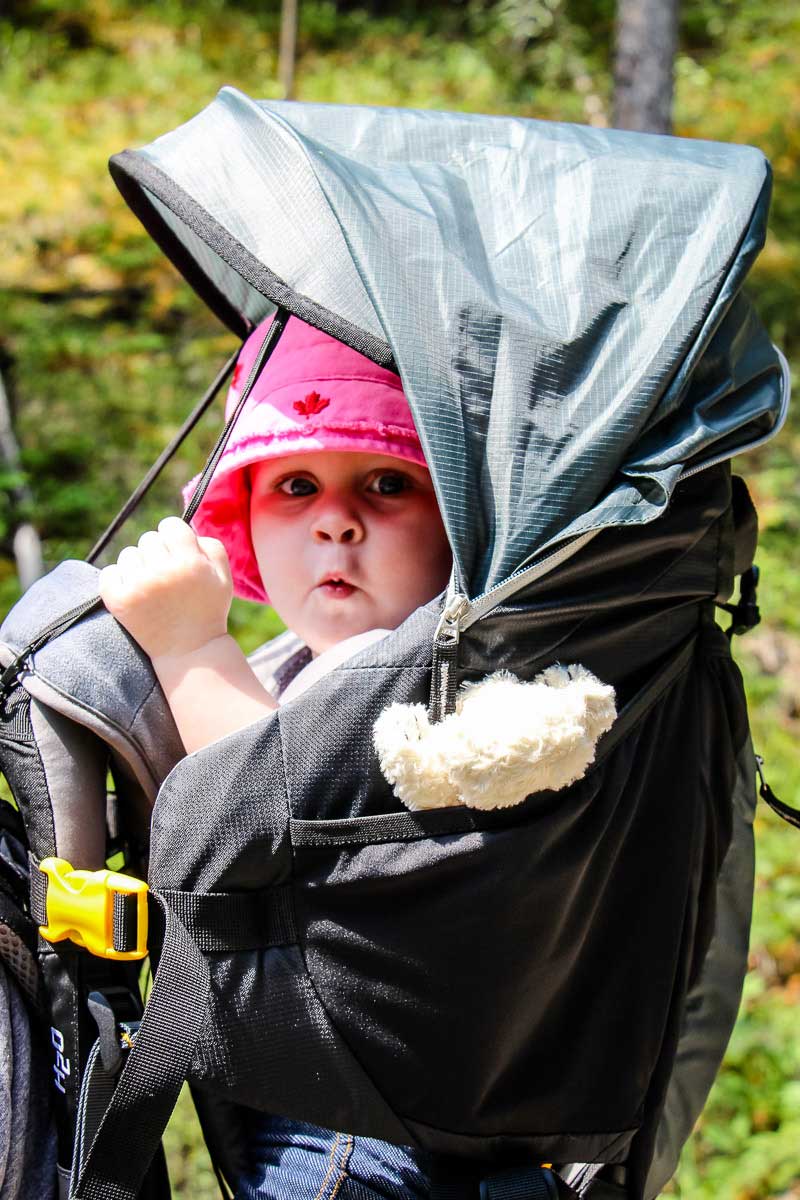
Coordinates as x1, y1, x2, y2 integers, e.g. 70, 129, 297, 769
109, 87, 787, 598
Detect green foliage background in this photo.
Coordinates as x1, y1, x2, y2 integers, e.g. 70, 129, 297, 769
0, 2, 798, 1196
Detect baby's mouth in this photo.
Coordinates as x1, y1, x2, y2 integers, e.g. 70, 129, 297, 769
316, 575, 358, 599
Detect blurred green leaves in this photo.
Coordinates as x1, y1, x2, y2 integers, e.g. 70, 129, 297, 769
1, 3, 799, 1196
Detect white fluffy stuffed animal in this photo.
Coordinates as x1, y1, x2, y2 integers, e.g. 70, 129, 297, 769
373, 664, 616, 811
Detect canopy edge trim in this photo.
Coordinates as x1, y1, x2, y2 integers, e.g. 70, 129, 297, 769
108, 149, 396, 370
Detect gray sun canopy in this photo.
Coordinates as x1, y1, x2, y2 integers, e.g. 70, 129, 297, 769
109, 87, 787, 600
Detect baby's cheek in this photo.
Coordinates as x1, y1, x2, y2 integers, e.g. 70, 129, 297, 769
387, 533, 452, 623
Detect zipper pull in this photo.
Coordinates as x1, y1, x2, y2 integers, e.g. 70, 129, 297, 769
428, 593, 470, 724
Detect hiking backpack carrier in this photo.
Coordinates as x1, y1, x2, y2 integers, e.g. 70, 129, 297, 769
0, 90, 793, 1200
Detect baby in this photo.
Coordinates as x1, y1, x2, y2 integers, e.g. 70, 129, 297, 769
99, 314, 453, 755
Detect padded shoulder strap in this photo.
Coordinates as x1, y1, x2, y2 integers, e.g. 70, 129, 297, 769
1, 560, 184, 806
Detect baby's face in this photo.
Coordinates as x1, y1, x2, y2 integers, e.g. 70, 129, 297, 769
250, 451, 453, 655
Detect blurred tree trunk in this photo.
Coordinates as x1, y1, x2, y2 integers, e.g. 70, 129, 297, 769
279, 0, 299, 99
0, 371, 43, 592
612, 0, 679, 134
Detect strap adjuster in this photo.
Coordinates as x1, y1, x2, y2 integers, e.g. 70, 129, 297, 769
37, 857, 148, 960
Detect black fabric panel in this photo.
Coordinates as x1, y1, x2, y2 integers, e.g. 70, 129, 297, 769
460, 465, 734, 694
289, 636, 696, 850
187, 944, 413, 1147
277, 602, 435, 823
623, 657, 739, 1197
624, 644, 749, 1197
147, 714, 291, 893
277, 465, 734, 825
293, 627, 737, 1161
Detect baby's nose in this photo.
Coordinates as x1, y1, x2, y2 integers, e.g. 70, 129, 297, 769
311, 508, 365, 544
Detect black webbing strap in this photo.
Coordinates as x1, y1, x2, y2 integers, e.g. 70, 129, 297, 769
156, 885, 297, 952
755, 754, 800, 831
87, 344, 240, 563
182, 307, 289, 525
29, 857, 48, 925
112, 892, 140, 954
71, 1039, 117, 1189
432, 1165, 576, 1200
71, 1038, 171, 1200
70, 896, 210, 1200
480, 1166, 560, 1200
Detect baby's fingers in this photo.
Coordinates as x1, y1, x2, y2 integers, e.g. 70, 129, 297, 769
115, 544, 146, 586
157, 515, 203, 560
137, 529, 171, 568
198, 536, 232, 587
98, 562, 130, 613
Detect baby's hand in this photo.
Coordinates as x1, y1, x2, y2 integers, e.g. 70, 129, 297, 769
99, 517, 234, 662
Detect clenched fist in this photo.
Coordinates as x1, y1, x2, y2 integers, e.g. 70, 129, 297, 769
99, 516, 234, 662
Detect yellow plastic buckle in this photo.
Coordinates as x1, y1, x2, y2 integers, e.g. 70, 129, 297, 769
38, 857, 148, 961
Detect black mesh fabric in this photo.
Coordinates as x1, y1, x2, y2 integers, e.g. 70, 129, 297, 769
0, 686, 57, 857
0, 909, 40, 1010
188, 946, 412, 1145
294, 631, 738, 1162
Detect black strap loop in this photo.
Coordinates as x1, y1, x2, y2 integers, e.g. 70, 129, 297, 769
112, 893, 140, 953
717, 564, 761, 639
70, 896, 210, 1200
755, 754, 800, 831
155, 885, 297, 952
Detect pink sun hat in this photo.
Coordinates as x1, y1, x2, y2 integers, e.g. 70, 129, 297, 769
183, 315, 426, 603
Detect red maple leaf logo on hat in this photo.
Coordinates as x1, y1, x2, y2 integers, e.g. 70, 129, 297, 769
294, 391, 331, 418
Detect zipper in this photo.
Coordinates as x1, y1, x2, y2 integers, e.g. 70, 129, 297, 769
428, 531, 598, 722
0, 595, 102, 695
428, 593, 470, 723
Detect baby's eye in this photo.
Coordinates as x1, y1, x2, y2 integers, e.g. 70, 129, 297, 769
368, 472, 409, 496
278, 476, 318, 496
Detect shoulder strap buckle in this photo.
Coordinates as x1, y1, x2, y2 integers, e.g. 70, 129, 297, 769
35, 857, 148, 960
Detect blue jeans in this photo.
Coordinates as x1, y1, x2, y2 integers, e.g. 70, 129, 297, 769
236, 1116, 433, 1200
